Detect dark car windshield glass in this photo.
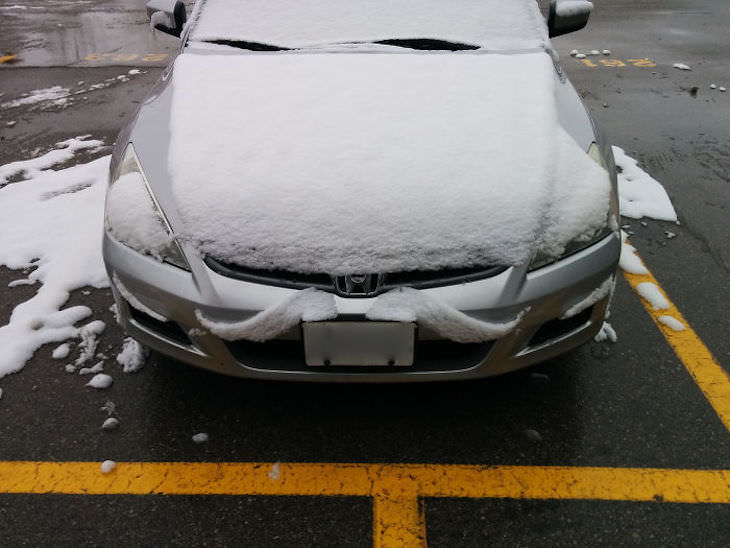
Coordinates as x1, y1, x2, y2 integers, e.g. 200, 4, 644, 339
203, 39, 290, 51
202, 38, 479, 52
372, 38, 480, 51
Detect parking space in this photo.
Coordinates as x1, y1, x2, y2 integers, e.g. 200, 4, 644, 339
1, 0, 729, 546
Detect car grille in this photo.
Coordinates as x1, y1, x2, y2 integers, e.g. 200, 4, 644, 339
205, 257, 507, 296
225, 338, 493, 374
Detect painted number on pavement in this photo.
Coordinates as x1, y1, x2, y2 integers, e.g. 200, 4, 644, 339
578, 58, 657, 68
83, 53, 169, 63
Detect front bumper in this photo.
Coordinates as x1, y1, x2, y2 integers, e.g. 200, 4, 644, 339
103, 232, 620, 382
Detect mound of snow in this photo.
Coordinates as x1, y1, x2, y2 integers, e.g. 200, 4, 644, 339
613, 147, 677, 221
0, 139, 109, 377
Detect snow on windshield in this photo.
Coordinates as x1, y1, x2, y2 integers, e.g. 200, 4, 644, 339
168, 52, 610, 275
189, 0, 548, 50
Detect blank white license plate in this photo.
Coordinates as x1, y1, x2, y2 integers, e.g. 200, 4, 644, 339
303, 322, 416, 366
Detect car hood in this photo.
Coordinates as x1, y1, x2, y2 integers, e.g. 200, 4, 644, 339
152, 51, 610, 276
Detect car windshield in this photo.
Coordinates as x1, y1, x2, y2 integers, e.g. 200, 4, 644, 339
202, 37, 481, 52
189, 0, 549, 52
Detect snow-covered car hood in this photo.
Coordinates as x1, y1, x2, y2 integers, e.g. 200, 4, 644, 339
164, 51, 610, 275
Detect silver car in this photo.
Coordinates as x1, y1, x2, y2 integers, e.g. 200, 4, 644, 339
103, 0, 620, 381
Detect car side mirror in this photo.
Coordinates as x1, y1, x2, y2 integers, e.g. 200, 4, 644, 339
147, 0, 187, 38
548, 0, 593, 38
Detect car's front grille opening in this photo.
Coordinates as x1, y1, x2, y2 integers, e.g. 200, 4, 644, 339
527, 307, 593, 348
204, 259, 333, 291
127, 305, 191, 346
224, 338, 493, 373
205, 257, 507, 295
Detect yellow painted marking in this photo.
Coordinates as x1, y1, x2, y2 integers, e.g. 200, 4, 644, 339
623, 247, 730, 431
140, 53, 169, 62
0, 54, 17, 64
576, 58, 656, 68
82, 53, 169, 63
2, 461, 728, 502
627, 58, 657, 67
1, 461, 729, 548
373, 495, 427, 548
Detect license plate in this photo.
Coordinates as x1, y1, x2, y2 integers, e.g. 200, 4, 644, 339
303, 322, 415, 366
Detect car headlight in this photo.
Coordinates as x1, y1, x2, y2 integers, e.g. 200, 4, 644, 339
104, 143, 189, 270
528, 142, 618, 271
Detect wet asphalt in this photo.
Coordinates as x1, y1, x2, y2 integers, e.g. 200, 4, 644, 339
0, 0, 729, 546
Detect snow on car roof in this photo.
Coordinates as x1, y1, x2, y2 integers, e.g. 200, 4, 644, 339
168, 52, 611, 275
189, 0, 549, 51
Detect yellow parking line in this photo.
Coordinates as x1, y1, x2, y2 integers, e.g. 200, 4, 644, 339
1, 461, 729, 547
3, 461, 728, 502
0, 54, 17, 64
622, 246, 730, 431
373, 495, 427, 548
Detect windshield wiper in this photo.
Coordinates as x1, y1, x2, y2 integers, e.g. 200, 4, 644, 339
204, 39, 289, 51
373, 38, 480, 51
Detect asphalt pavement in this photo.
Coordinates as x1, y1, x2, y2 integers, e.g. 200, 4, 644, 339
0, 0, 728, 546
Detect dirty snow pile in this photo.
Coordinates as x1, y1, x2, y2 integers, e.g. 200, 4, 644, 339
189, 0, 548, 51
170, 52, 611, 275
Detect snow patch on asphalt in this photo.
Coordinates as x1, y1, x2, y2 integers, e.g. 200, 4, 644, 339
0, 86, 71, 109
635, 282, 670, 310
0, 138, 110, 377
619, 233, 649, 275
102, 417, 120, 431
100, 460, 116, 474
51, 343, 71, 359
116, 337, 148, 373
658, 315, 685, 331
613, 146, 677, 222
0, 136, 103, 186
87, 373, 113, 389
192, 432, 209, 444
0, 71, 145, 113
594, 321, 617, 343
